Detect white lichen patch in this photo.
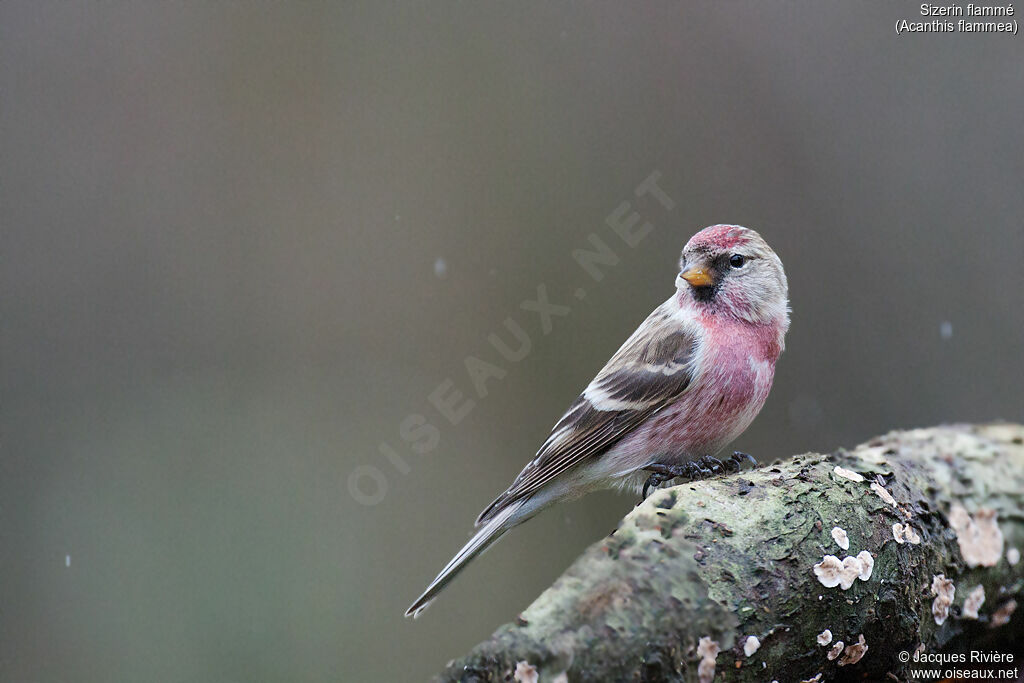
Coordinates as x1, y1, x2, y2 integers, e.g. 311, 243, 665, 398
743, 635, 761, 657
833, 466, 865, 483
948, 504, 1003, 567
841, 556, 865, 587
1007, 547, 1020, 566
982, 423, 1022, 443
831, 527, 850, 551
962, 585, 985, 620
931, 574, 955, 626
857, 445, 890, 465
838, 634, 868, 666
827, 641, 844, 661
816, 629, 832, 646
813, 553, 873, 590
813, 555, 844, 588
696, 636, 720, 683
892, 523, 921, 545
856, 551, 874, 581
801, 674, 822, 683
990, 599, 1017, 628
513, 660, 538, 683
871, 482, 897, 507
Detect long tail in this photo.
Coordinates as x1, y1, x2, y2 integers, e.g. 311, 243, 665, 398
405, 499, 526, 618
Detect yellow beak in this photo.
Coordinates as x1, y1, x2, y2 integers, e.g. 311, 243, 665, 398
680, 267, 714, 288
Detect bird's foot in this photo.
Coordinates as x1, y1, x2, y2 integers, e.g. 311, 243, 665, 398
695, 455, 726, 474
641, 460, 713, 498
640, 453, 758, 499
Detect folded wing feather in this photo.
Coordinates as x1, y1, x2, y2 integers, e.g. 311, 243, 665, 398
475, 304, 699, 526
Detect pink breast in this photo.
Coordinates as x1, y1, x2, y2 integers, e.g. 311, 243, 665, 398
624, 318, 779, 461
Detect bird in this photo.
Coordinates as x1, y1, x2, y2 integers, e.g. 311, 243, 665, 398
406, 224, 789, 618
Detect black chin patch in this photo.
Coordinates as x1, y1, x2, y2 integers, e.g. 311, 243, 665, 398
690, 284, 717, 303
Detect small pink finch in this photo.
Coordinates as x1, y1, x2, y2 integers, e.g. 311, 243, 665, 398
407, 224, 789, 617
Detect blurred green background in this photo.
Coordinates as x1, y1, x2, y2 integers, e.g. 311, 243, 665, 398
3, 2, 1022, 681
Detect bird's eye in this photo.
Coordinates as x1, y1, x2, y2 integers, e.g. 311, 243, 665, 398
729, 254, 746, 268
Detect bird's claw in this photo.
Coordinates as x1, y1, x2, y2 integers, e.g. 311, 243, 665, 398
641, 466, 674, 499
730, 451, 757, 471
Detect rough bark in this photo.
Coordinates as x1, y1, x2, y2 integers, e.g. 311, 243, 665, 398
435, 423, 1024, 683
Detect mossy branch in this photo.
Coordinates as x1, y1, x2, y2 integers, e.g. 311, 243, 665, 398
436, 423, 1024, 682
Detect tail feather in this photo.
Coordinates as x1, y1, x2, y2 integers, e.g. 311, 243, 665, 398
474, 489, 512, 527
405, 500, 524, 618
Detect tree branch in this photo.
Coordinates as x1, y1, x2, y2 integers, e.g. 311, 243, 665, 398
435, 423, 1024, 682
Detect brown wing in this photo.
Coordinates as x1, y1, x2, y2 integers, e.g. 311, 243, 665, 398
475, 306, 698, 526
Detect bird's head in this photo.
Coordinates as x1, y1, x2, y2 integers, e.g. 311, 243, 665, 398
676, 224, 789, 326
